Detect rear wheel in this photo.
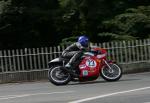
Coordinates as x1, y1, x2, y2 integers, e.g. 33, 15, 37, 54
48, 66, 71, 85
101, 63, 122, 81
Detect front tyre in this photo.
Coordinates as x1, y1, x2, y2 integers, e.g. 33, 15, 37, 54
48, 66, 71, 85
101, 63, 122, 81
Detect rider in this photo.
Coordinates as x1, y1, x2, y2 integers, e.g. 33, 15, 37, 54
62, 35, 90, 76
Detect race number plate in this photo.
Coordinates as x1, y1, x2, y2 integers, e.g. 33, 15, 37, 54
85, 59, 97, 68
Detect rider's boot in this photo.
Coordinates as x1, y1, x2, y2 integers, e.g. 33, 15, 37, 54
64, 63, 79, 77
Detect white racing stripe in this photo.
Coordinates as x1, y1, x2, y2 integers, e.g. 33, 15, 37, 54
69, 86, 150, 103
0, 91, 74, 100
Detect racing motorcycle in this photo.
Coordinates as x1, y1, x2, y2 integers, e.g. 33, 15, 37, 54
48, 47, 122, 85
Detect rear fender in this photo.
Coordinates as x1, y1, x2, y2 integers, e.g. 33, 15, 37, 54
48, 58, 64, 68
49, 58, 60, 63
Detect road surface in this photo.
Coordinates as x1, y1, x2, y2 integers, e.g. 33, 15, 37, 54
0, 72, 150, 103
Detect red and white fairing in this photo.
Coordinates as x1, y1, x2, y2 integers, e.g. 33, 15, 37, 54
78, 48, 107, 81
79, 56, 100, 81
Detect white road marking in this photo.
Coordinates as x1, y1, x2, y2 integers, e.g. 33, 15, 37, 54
0, 91, 74, 100
69, 86, 150, 103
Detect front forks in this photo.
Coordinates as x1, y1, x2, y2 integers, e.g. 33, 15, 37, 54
102, 59, 114, 73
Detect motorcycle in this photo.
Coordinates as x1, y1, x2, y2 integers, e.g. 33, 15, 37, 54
48, 47, 122, 85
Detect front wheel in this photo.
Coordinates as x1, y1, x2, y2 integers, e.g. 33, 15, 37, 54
100, 63, 122, 81
48, 66, 71, 85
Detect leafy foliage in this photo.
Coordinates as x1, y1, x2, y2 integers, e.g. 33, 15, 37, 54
98, 32, 136, 42
0, 0, 150, 49
102, 6, 150, 40
60, 36, 78, 46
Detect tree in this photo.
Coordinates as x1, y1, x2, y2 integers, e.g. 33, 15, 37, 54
58, 0, 131, 43
0, 0, 150, 49
101, 6, 150, 41
0, 0, 60, 49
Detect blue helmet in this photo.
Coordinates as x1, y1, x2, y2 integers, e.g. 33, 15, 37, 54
78, 36, 89, 47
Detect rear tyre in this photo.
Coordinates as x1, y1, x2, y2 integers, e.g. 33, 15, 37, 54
101, 63, 122, 81
48, 66, 71, 85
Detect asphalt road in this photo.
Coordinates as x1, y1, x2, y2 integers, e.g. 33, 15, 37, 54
0, 72, 150, 103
